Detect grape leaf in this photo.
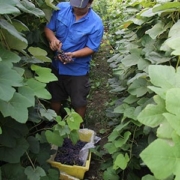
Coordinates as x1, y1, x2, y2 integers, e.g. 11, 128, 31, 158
25, 166, 46, 180
0, 138, 29, 163
45, 130, 63, 146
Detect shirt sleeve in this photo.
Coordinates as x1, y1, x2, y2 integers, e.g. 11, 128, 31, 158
86, 23, 104, 52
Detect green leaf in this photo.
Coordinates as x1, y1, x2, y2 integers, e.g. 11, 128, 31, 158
1, 163, 27, 180
55, 125, 70, 136
16, 0, 45, 17
28, 47, 51, 62
114, 103, 129, 114
123, 95, 138, 104
40, 108, 57, 121
103, 167, 120, 180
12, 19, 29, 32
31, 65, 58, 83
69, 130, 79, 145
0, 19, 28, 50
0, 138, 29, 163
157, 121, 174, 139
128, 78, 148, 97
0, 92, 31, 123
163, 113, 180, 136
121, 49, 143, 67
0, 118, 28, 147
137, 95, 166, 127
0, 127, 2, 134
114, 131, 131, 148
27, 136, 40, 154
0, 3, 20, 14
66, 112, 83, 130
165, 37, 180, 55
140, 139, 180, 179
142, 175, 157, 180
0, 45, 21, 67
153, 2, 180, 13
45, 130, 63, 146
36, 143, 51, 166
146, 22, 166, 39
26, 79, 51, 99
166, 88, 180, 116
0, 63, 23, 101
169, 20, 180, 38
41, 169, 59, 180
24, 166, 46, 180
113, 153, 129, 170
148, 86, 166, 99
103, 143, 117, 154
108, 129, 120, 141
140, 8, 157, 17
148, 65, 177, 89
146, 51, 171, 64
137, 58, 150, 71
18, 86, 35, 107
45, 0, 59, 10
28, 47, 47, 56
114, 121, 130, 132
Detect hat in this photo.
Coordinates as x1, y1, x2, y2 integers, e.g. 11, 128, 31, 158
70, 0, 89, 8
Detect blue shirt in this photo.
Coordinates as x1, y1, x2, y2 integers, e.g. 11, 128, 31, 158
46, 2, 104, 76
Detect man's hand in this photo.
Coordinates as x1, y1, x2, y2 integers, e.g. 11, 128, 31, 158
56, 50, 74, 64
50, 39, 62, 51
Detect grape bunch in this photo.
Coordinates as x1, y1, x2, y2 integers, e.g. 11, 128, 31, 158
54, 138, 87, 166
55, 50, 73, 63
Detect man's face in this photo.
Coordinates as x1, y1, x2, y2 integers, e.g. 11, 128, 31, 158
72, 3, 90, 16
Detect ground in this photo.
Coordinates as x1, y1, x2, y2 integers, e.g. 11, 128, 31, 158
83, 44, 113, 180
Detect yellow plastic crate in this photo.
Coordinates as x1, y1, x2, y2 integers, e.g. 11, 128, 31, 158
48, 129, 94, 180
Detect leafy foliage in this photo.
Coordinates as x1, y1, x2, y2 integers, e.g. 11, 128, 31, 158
101, 0, 180, 179
0, 0, 83, 179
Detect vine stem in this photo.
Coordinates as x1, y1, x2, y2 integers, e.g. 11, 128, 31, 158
129, 126, 138, 159
28, 127, 52, 136
0, 29, 10, 50
26, 151, 35, 170
176, 56, 180, 70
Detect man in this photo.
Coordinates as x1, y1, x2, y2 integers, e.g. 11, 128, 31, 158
44, 0, 104, 121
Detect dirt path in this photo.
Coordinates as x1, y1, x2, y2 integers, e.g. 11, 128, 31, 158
84, 45, 113, 180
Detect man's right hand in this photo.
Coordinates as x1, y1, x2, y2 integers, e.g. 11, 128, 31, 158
49, 39, 62, 51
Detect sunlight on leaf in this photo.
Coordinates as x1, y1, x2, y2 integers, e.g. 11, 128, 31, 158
163, 113, 180, 136
26, 78, 51, 99
142, 174, 157, 180
45, 0, 59, 10
66, 112, 83, 130
16, 1, 45, 17
140, 139, 180, 179
45, 130, 63, 146
137, 99, 166, 127
113, 153, 129, 170
157, 121, 173, 139
31, 65, 58, 83
166, 88, 180, 116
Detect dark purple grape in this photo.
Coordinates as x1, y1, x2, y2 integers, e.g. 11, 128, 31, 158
54, 138, 87, 166
55, 50, 73, 63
